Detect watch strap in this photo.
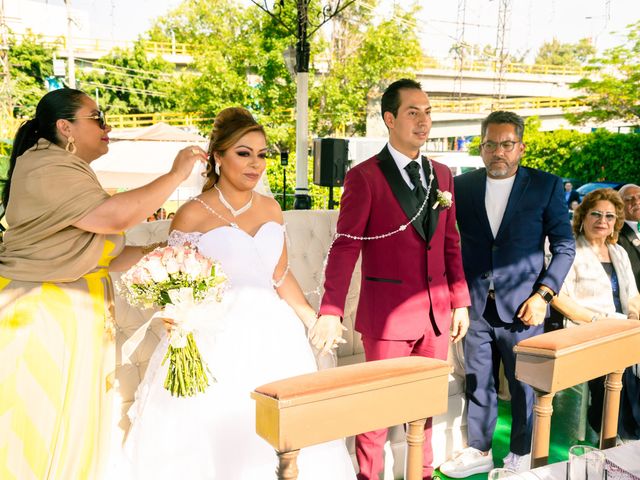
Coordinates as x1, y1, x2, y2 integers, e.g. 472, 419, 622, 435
536, 288, 554, 304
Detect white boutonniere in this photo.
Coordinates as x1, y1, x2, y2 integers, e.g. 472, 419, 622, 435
433, 189, 453, 209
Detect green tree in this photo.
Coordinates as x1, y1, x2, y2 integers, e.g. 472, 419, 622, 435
567, 21, 640, 125
8, 34, 56, 118
77, 42, 178, 114
534, 38, 595, 66
147, 1, 263, 119
569, 130, 640, 182
311, 3, 424, 136
451, 43, 527, 65
520, 117, 588, 176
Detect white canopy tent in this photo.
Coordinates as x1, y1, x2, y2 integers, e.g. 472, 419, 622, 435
91, 122, 208, 199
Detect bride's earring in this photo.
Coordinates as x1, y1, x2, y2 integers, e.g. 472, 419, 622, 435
65, 136, 77, 154
202, 161, 212, 178
215, 163, 221, 176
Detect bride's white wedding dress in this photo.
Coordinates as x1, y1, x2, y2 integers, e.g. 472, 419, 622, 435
123, 222, 356, 479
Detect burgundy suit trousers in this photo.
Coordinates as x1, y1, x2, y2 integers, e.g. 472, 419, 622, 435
356, 325, 449, 480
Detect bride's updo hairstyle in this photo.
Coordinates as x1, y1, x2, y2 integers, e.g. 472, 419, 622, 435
202, 107, 266, 192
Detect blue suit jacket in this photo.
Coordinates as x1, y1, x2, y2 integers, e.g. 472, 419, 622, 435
454, 166, 576, 323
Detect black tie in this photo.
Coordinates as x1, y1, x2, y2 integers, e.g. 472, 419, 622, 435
405, 161, 426, 206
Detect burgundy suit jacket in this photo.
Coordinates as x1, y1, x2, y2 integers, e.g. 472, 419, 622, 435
319, 146, 470, 340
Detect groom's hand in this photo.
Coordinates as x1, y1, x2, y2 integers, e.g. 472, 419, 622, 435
450, 307, 469, 343
309, 315, 347, 355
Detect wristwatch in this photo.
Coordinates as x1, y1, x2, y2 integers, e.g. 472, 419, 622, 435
536, 288, 554, 304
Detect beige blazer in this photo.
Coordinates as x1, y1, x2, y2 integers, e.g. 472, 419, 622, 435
561, 234, 639, 320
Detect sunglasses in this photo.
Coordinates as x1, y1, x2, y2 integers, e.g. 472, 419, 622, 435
72, 110, 107, 129
588, 210, 617, 222
480, 140, 521, 153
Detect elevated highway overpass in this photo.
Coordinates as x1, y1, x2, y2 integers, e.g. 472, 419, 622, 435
7, 35, 605, 142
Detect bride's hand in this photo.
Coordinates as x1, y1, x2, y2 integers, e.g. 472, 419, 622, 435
159, 317, 175, 334
309, 315, 347, 356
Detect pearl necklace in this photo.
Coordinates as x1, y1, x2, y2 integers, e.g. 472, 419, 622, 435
191, 197, 239, 229
214, 184, 253, 217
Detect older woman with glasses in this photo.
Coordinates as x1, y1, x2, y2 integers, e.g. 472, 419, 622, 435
552, 188, 640, 442
0, 88, 205, 479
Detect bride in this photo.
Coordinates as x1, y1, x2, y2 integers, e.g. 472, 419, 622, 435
122, 107, 356, 479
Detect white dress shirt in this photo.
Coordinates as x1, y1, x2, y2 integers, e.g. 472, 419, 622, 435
387, 142, 427, 189
485, 175, 516, 239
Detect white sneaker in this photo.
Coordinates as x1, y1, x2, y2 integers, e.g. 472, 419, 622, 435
439, 447, 494, 478
502, 452, 531, 472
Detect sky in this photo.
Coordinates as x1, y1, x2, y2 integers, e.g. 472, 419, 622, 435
16, 0, 640, 62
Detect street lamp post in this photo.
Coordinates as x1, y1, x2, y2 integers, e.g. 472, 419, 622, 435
64, 0, 76, 88
251, 0, 355, 209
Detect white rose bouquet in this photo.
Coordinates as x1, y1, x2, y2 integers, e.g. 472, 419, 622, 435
119, 244, 227, 397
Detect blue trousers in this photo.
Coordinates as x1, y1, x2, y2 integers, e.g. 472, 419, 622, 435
463, 298, 543, 455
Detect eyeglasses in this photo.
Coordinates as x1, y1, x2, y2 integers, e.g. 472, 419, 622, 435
71, 110, 107, 129
588, 210, 617, 222
480, 141, 520, 152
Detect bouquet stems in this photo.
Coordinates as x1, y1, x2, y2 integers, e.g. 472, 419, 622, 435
162, 333, 214, 397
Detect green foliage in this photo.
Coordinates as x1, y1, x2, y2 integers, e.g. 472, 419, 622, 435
449, 43, 527, 64
77, 42, 178, 114
565, 130, 640, 182
515, 117, 640, 183
8, 34, 55, 118
311, 3, 424, 137
148, 2, 265, 114
265, 153, 341, 210
534, 38, 595, 66
521, 117, 589, 175
468, 136, 480, 156
567, 21, 640, 125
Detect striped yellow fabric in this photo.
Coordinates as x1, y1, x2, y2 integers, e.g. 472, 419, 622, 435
0, 235, 123, 480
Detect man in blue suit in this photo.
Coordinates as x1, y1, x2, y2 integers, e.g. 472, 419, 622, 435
439, 111, 576, 477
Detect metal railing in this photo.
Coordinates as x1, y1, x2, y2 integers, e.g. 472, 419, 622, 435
15, 33, 586, 76
2, 95, 585, 137
420, 57, 585, 76
430, 96, 586, 113
105, 112, 213, 129
14, 33, 192, 58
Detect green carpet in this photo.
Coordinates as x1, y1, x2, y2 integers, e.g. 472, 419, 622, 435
434, 385, 596, 480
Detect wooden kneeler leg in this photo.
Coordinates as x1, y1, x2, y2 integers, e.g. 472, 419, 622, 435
600, 369, 624, 449
276, 449, 300, 480
531, 391, 554, 468
406, 418, 427, 480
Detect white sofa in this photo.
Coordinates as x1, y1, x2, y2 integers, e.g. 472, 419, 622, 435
112, 210, 467, 479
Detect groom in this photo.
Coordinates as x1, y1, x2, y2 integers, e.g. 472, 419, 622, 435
313, 79, 471, 480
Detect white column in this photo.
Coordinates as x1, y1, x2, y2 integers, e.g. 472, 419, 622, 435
295, 71, 309, 199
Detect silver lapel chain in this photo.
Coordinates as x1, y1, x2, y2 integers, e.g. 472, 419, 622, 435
304, 158, 435, 298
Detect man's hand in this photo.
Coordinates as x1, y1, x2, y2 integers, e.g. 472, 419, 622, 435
517, 294, 548, 326
308, 314, 347, 355
450, 307, 469, 343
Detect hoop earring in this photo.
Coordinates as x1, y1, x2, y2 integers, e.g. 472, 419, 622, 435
215, 163, 221, 176
202, 161, 212, 177
65, 136, 77, 154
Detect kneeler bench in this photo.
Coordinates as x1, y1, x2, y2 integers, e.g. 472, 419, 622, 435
514, 319, 640, 468
251, 356, 451, 480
